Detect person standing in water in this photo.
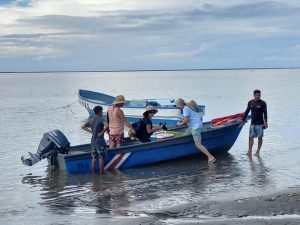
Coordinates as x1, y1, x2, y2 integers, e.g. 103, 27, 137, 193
242, 90, 268, 156
81, 106, 108, 175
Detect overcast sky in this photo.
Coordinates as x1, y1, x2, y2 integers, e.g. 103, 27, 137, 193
0, 0, 300, 72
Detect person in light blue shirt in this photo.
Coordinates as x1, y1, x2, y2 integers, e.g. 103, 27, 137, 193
175, 98, 216, 163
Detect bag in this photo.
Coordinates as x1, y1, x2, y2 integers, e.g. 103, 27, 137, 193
132, 119, 142, 132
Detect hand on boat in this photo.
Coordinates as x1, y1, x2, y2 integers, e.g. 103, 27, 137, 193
237, 120, 246, 128
239, 120, 246, 124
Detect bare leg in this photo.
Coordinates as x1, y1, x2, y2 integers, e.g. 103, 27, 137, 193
195, 142, 215, 162
99, 158, 104, 175
92, 158, 97, 174
109, 141, 116, 149
254, 138, 263, 156
247, 137, 254, 155
116, 141, 122, 148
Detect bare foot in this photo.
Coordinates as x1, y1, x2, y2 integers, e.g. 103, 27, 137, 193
208, 157, 216, 163
254, 152, 260, 156
246, 151, 252, 156
246, 154, 253, 160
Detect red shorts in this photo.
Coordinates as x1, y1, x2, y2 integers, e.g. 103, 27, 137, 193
109, 133, 124, 143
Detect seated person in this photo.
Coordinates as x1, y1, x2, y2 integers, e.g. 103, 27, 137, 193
135, 106, 162, 142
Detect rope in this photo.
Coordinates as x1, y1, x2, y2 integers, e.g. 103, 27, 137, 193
269, 168, 300, 181
253, 144, 300, 181
261, 165, 300, 181
16, 100, 78, 114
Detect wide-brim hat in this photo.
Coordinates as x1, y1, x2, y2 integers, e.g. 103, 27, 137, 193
143, 106, 158, 115
113, 95, 126, 105
185, 100, 198, 112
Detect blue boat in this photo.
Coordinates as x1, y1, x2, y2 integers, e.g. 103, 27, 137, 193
21, 114, 247, 173
78, 89, 205, 126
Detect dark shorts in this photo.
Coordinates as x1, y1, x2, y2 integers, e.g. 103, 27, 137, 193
109, 133, 124, 143
91, 146, 107, 159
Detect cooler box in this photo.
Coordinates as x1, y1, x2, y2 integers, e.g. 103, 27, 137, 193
151, 131, 175, 141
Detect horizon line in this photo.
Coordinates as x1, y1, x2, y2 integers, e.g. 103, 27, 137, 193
1, 66, 300, 74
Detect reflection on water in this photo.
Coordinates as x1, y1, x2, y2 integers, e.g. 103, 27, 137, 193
247, 155, 271, 187
21, 153, 270, 218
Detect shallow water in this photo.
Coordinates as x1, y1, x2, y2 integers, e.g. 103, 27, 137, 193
0, 69, 300, 224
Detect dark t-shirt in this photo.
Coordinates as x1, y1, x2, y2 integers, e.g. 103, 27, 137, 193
136, 117, 153, 142
86, 116, 106, 147
243, 99, 267, 125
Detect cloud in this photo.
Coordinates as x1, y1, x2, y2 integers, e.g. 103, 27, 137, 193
2, 1, 300, 34
0, 0, 30, 7
139, 44, 213, 60
10, 2, 300, 35
0, 0, 300, 71
263, 56, 300, 61
0, 40, 65, 58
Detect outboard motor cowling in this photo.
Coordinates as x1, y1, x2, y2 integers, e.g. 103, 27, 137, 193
21, 130, 70, 166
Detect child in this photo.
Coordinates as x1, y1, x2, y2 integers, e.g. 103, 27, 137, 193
82, 106, 108, 175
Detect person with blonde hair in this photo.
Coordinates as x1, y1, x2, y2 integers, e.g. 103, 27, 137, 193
175, 98, 216, 163
107, 95, 135, 149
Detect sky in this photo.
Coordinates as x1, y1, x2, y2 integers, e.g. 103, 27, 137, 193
0, 0, 300, 72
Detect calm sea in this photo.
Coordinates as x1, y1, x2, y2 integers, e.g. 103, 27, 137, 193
0, 69, 300, 224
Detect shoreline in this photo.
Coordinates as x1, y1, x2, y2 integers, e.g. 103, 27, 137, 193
187, 186, 300, 224
121, 186, 300, 225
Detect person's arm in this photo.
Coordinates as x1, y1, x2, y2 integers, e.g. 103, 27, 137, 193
146, 123, 162, 134
263, 102, 268, 129
126, 121, 136, 134
176, 106, 190, 127
176, 116, 189, 127
97, 120, 109, 137
242, 101, 251, 122
117, 109, 136, 133
81, 122, 92, 134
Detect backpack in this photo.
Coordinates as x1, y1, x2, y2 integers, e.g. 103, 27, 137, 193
132, 119, 143, 132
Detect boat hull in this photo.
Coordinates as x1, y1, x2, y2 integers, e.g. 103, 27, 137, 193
55, 122, 244, 173
78, 89, 205, 126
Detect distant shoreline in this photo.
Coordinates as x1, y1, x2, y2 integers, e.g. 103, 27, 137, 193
0, 67, 300, 74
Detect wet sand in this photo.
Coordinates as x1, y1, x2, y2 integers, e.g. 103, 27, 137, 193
123, 187, 300, 225
183, 187, 300, 225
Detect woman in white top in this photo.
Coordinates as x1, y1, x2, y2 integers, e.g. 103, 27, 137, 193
175, 98, 216, 163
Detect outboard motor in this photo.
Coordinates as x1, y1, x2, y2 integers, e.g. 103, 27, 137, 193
21, 130, 70, 166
